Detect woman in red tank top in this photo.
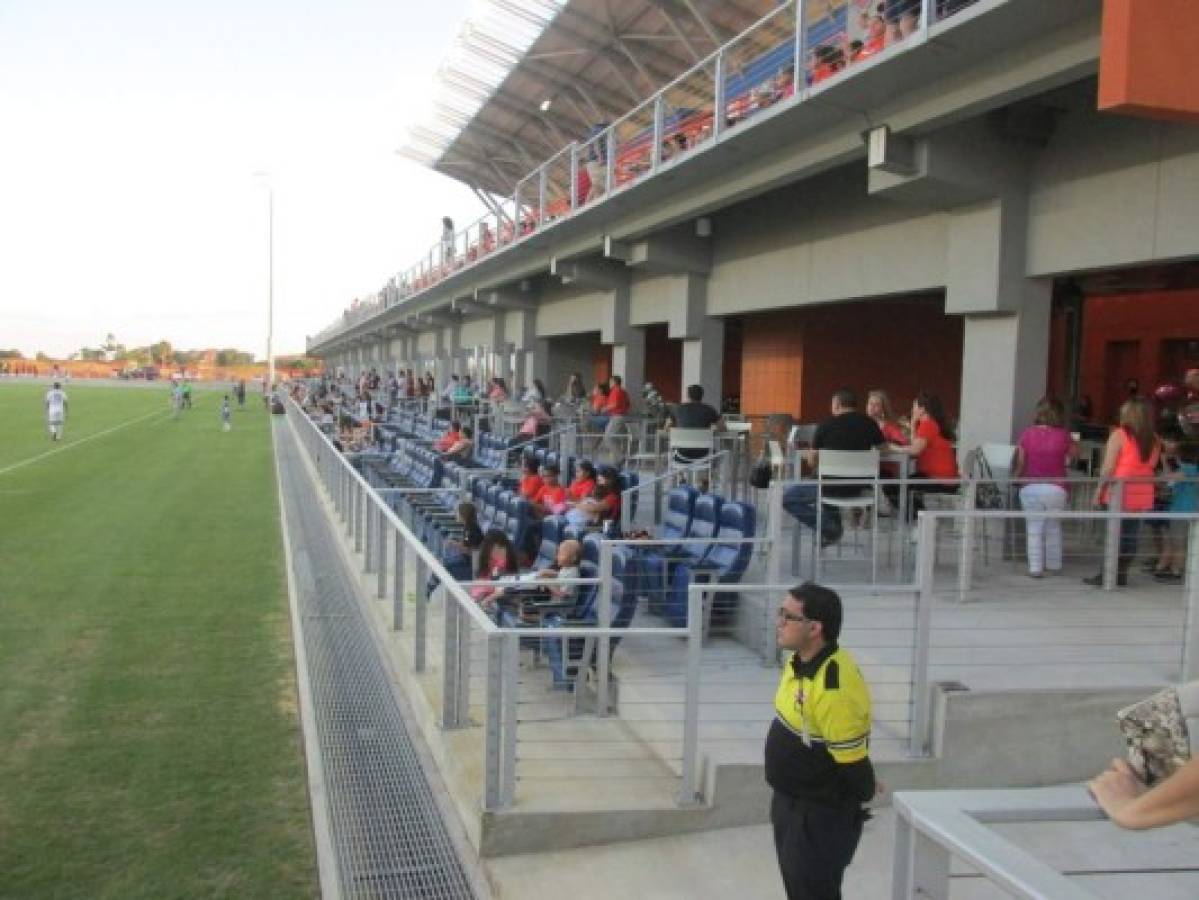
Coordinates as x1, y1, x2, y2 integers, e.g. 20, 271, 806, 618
1084, 398, 1161, 587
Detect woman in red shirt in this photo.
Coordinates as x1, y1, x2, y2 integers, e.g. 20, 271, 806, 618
890, 391, 959, 521
565, 466, 621, 529
518, 454, 543, 502
567, 460, 597, 502
532, 463, 568, 516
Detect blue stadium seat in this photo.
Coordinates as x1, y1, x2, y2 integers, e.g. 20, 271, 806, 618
662, 501, 757, 629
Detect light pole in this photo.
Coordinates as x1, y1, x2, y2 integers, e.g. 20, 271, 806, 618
254, 172, 274, 393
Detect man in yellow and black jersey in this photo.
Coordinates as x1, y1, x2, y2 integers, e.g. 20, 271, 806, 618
766, 582, 875, 900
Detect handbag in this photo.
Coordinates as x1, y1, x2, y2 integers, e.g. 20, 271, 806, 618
1116, 680, 1199, 784
966, 449, 1006, 510
750, 452, 772, 490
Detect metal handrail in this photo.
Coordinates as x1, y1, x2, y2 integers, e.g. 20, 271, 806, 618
287, 396, 706, 809
288, 397, 498, 634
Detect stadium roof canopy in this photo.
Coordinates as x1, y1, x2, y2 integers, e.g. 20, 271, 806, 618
401, 0, 780, 198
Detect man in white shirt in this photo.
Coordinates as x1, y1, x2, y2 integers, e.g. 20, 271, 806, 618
45, 382, 68, 441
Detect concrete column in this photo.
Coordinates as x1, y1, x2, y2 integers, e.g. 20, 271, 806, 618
611, 327, 646, 399
958, 282, 1051, 453
532, 338, 551, 386
681, 317, 725, 406
946, 185, 1051, 453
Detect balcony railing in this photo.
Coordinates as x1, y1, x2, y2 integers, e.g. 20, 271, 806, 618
311, 0, 983, 350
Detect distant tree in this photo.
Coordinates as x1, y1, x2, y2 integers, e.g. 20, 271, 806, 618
215, 348, 254, 366
0, 349, 23, 359
171, 350, 204, 366
78, 348, 106, 361
149, 340, 173, 366
36, 351, 52, 362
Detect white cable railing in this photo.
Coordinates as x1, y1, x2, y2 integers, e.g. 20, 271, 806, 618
286, 396, 712, 809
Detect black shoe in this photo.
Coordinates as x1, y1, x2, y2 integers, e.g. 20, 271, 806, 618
1155, 571, 1183, 584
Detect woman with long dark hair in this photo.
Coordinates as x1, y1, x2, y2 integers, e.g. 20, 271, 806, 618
890, 391, 959, 521
1083, 397, 1161, 586
471, 529, 519, 611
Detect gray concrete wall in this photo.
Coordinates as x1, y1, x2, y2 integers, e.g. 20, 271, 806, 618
1028, 108, 1199, 276
536, 284, 605, 337
546, 333, 601, 397
707, 168, 948, 317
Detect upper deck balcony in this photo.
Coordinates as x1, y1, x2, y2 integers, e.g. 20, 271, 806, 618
310, 0, 1103, 354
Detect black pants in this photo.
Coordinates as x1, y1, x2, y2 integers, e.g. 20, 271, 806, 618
771, 792, 863, 900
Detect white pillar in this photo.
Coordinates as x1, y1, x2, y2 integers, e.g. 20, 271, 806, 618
957, 281, 1051, 453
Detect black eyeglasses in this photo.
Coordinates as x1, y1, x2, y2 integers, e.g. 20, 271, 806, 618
776, 607, 812, 625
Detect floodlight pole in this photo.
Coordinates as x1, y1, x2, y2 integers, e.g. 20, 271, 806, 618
266, 183, 275, 392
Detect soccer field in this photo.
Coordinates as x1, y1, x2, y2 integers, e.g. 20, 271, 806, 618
0, 382, 317, 899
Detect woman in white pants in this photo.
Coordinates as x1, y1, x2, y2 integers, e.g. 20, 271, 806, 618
1013, 397, 1078, 577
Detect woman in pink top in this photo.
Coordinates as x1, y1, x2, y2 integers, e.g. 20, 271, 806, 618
1013, 397, 1076, 577
1083, 398, 1161, 587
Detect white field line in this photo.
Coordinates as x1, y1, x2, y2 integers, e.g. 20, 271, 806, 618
0, 408, 168, 477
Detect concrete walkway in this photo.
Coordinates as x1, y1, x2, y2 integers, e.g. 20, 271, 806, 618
487, 809, 1199, 899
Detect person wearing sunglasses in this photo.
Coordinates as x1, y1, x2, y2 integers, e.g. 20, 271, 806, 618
766, 582, 877, 900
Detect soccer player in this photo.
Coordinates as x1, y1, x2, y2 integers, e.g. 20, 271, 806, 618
221, 396, 232, 432
45, 381, 68, 441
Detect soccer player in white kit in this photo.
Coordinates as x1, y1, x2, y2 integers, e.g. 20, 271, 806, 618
45, 382, 68, 441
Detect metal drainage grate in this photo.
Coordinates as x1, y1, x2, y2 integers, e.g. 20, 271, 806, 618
277, 425, 477, 900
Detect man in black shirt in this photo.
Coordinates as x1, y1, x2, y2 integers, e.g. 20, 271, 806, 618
665, 384, 723, 462
782, 389, 883, 546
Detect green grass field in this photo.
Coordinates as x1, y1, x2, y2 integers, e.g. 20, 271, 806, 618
0, 382, 317, 899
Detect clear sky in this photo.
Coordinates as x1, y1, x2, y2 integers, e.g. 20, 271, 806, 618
0, 0, 487, 359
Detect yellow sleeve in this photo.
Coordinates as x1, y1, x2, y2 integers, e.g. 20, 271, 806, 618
813, 671, 871, 764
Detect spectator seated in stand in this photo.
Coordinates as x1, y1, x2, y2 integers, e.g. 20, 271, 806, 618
426, 501, 484, 597
517, 399, 552, 442
566, 465, 621, 530
496, 539, 583, 631
567, 460, 597, 503
853, 12, 887, 61
436, 420, 462, 453
782, 388, 884, 547
518, 454, 543, 502
810, 44, 846, 85
471, 529, 520, 616
441, 425, 474, 465
531, 462, 568, 519
665, 383, 723, 463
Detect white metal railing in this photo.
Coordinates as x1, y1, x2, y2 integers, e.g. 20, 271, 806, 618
311, 0, 988, 349
286, 397, 712, 809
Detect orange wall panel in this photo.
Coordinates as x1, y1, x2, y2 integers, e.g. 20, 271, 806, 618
1099, 0, 1199, 124
738, 296, 963, 422
1078, 290, 1199, 424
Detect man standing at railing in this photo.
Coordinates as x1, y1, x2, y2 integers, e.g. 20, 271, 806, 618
600, 374, 631, 464
767, 582, 875, 900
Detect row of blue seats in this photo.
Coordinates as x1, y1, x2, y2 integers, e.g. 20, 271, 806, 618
526, 485, 755, 631
385, 409, 452, 444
